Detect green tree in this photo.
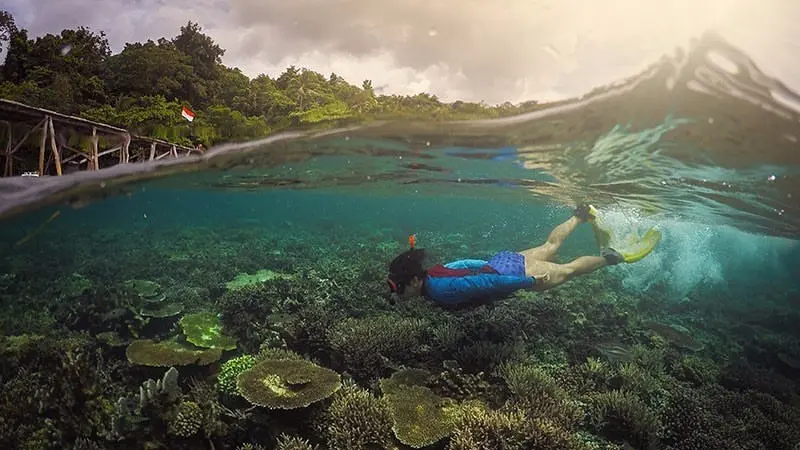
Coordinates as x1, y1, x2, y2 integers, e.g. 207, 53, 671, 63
105, 40, 193, 103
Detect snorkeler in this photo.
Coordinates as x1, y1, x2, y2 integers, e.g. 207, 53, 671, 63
386, 204, 660, 307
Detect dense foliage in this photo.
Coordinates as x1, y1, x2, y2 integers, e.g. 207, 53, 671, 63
0, 12, 543, 147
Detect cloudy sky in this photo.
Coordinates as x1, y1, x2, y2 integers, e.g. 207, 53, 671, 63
4, 0, 800, 104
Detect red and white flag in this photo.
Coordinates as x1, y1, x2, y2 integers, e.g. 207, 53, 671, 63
181, 106, 195, 122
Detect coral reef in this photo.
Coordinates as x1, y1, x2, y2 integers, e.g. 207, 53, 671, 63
2, 216, 799, 450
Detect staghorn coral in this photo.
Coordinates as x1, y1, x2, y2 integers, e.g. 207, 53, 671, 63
187, 377, 229, 438
612, 362, 665, 406
125, 339, 222, 367
236, 359, 341, 409
499, 361, 585, 429
236, 444, 266, 450
447, 401, 587, 450
257, 345, 305, 362
318, 381, 394, 449
167, 401, 202, 437
217, 354, 257, 395
454, 340, 524, 372
430, 360, 492, 402
328, 315, 430, 381
588, 389, 662, 450
275, 433, 317, 450
670, 355, 720, 386
179, 311, 238, 350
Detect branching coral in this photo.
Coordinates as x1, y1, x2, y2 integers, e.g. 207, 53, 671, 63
498, 361, 584, 429
318, 381, 394, 449
167, 401, 202, 437
236, 359, 341, 409
217, 354, 257, 395
430, 361, 492, 402
275, 434, 317, 450
328, 315, 430, 381
275, 433, 318, 450
587, 389, 662, 450
447, 401, 587, 450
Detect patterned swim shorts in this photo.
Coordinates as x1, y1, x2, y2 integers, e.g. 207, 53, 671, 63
486, 250, 526, 277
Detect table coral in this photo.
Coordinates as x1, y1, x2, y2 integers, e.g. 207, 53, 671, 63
125, 339, 222, 366
236, 359, 341, 409
179, 311, 238, 350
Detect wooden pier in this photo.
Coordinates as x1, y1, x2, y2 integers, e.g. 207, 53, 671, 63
0, 99, 202, 177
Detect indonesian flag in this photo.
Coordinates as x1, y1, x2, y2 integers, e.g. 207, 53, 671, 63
181, 106, 195, 122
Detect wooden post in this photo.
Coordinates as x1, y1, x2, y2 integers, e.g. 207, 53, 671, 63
91, 127, 99, 171
171, 144, 177, 158
149, 142, 156, 161
48, 117, 63, 176
38, 116, 48, 176
122, 133, 131, 163
3, 122, 11, 177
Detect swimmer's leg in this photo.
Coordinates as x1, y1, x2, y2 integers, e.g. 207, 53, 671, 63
525, 256, 609, 290
520, 204, 596, 262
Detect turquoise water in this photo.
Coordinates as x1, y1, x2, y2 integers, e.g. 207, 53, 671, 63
1, 32, 800, 450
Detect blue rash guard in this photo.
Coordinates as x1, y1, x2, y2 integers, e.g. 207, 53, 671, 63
422, 251, 536, 306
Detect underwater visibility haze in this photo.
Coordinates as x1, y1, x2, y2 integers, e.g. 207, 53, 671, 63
1, 32, 800, 450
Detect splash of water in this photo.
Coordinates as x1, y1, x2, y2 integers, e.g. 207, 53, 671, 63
598, 206, 799, 299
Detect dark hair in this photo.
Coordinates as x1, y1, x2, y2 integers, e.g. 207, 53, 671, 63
387, 248, 427, 293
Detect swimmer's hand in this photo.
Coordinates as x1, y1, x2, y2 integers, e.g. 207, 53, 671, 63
535, 273, 550, 285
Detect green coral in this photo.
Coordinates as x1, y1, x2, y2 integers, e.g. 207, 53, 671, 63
380, 369, 456, 448
125, 339, 222, 366
588, 390, 662, 449
329, 315, 429, 380
275, 433, 318, 450
225, 269, 294, 290
217, 355, 257, 395
319, 381, 394, 449
236, 359, 342, 409
257, 345, 305, 362
122, 279, 162, 299
498, 361, 584, 428
168, 401, 203, 437
671, 355, 720, 385
179, 311, 238, 350
236, 444, 266, 450
448, 401, 587, 450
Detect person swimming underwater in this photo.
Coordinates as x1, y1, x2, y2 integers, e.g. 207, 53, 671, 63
386, 204, 660, 307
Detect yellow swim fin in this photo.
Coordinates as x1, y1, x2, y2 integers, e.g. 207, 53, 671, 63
618, 228, 662, 263
587, 205, 661, 264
